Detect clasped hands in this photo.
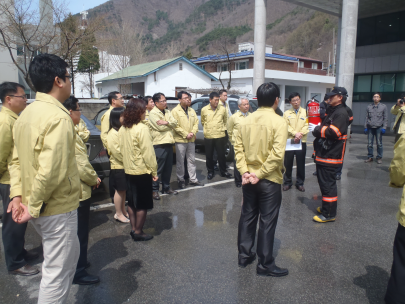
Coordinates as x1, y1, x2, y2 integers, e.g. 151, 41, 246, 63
7, 196, 33, 224
242, 172, 260, 185
294, 132, 303, 143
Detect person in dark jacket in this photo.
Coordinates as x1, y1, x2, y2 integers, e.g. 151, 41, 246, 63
313, 95, 329, 176
312, 87, 350, 223
335, 104, 353, 180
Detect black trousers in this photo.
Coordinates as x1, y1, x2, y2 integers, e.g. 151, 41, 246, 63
75, 199, 91, 277
386, 223, 405, 304
283, 142, 307, 186
0, 183, 28, 271
153, 145, 173, 191
238, 180, 282, 271
205, 136, 227, 174
316, 165, 338, 217
213, 131, 228, 164
234, 157, 242, 185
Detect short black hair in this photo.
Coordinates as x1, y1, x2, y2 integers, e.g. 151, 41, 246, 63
373, 92, 382, 98
0, 82, 25, 103
177, 91, 188, 100
219, 89, 227, 96
152, 92, 165, 103
256, 82, 280, 107
143, 95, 152, 104
110, 107, 125, 131
62, 96, 79, 111
28, 53, 69, 93
209, 92, 219, 100
187, 92, 191, 97
288, 92, 300, 102
108, 91, 120, 105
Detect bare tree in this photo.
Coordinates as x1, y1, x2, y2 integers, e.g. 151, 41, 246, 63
99, 21, 146, 72
164, 41, 179, 59
0, 0, 104, 91
210, 38, 237, 91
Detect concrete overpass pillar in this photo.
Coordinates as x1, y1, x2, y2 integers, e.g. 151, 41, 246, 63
336, 0, 359, 111
253, 0, 266, 95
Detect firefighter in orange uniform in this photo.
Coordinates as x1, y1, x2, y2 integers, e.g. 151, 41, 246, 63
312, 87, 350, 223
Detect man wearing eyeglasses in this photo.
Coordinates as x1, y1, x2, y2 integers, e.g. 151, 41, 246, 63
149, 92, 179, 200
0, 82, 40, 277
7, 54, 80, 303
100, 91, 125, 150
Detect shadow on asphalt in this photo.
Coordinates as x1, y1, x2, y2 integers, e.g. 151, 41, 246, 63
143, 212, 173, 236
74, 235, 141, 304
353, 265, 389, 304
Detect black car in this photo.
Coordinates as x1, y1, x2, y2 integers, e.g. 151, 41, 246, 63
80, 115, 110, 179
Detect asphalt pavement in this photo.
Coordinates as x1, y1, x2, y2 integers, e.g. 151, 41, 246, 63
0, 132, 400, 304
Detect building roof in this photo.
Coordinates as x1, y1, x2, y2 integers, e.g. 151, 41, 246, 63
191, 51, 298, 63
272, 53, 324, 62
97, 56, 217, 82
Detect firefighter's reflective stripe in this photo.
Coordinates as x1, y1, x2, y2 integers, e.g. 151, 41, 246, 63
330, 125, 342, 137
323, 196, 338, 202
321, 126, 327, 138
315, 137, 347, 165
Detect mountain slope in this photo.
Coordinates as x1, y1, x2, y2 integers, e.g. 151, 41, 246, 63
84, 0, 338, 63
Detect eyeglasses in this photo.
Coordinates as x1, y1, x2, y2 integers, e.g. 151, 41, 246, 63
116, 97, 124, 100
159, 99, 167, 103
8, 95, 27, 100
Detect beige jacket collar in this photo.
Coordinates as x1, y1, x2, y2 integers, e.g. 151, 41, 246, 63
35, 92, 70, 116
1, 106, 19, 120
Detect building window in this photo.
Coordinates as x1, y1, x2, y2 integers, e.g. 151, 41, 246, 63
298, 61, 304, 68
179, 63, 183, 70
217, 63, 229, 72
201, 64, 206, 70
235, 60, 248, 70
17, 44, 24, 56
357, 10, 405, 46
311, 63, 318, 69
353, 73, 405, 102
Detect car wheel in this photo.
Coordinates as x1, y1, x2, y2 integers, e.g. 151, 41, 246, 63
225, 140, 234, 162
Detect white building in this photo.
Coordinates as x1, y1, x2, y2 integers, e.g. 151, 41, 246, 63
192, 42, 335, 112
96, 56, 218, 98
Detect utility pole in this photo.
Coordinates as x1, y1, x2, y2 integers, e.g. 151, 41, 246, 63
253, 0, 267, 95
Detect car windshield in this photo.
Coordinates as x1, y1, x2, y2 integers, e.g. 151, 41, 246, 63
81, 114, 99, 132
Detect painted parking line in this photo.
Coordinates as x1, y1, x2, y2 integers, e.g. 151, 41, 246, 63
90, 178, 235, 211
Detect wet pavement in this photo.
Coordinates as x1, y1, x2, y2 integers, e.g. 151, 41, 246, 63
0, 132, 400, 304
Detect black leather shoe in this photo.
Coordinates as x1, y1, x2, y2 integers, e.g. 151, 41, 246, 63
313, 171, 317, 176
24, 251, 39, 262
214, 164, 219, 171
335, 174, 341, 180
283, 185, 292, 191
220, 172, 233, 178
130, 231, 153, 241
153, 191, 160, 200
178, 181, 186, 189
235, 183, 242, 188
189, 181, 204, 187
86, 262, 91, 269
9, 264, 40, 276
73, 271, 100, 285
207, 172, 214, 180
257, 265, 289, 277
296, 185, 305, 192
162, 189, 178, 195
238, 254, 256, 268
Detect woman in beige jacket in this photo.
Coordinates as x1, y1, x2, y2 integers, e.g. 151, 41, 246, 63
119, 99, 158, 241
107, 107, 129, 223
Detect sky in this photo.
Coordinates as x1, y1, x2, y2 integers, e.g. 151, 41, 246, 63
67, 0, 107, 15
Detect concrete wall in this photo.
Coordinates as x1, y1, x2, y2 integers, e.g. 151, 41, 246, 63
0, 47, 18, 84
355, 41, 405, 74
